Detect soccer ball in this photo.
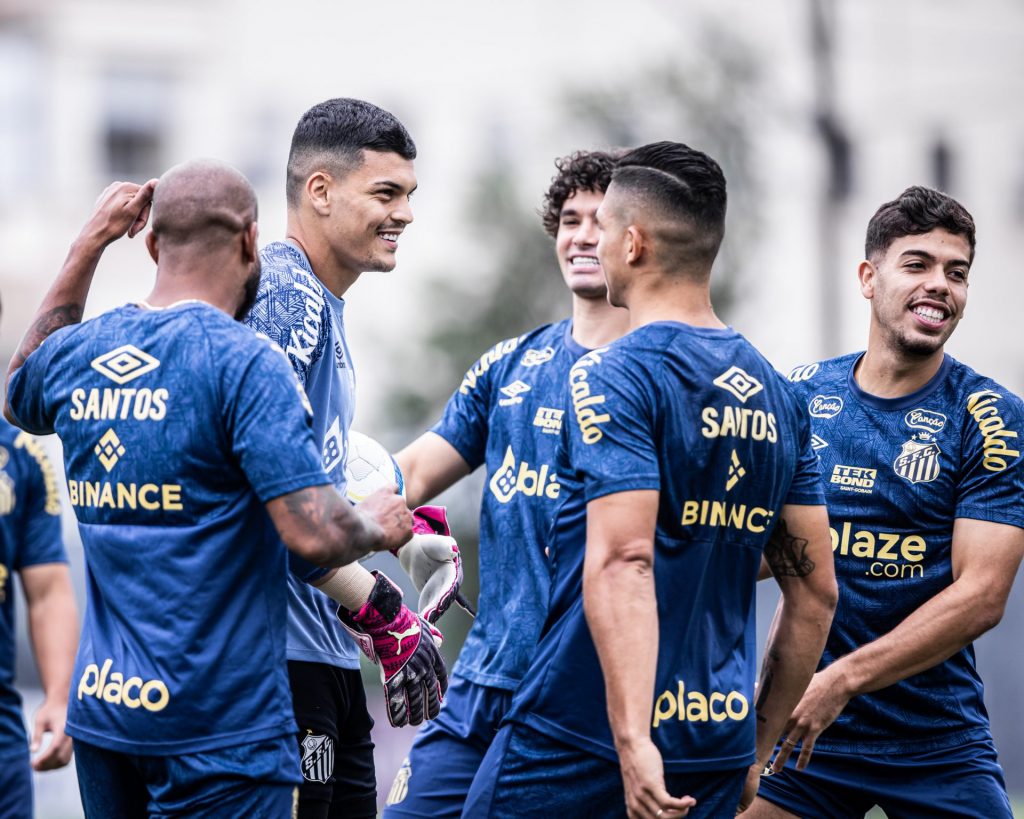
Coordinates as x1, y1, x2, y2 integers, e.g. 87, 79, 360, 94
344, 430, 405, 503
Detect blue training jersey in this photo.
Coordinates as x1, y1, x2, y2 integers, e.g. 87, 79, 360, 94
245, 241, 359, 670
508, 322, 824, 772
432, 320, 587, 690
786, 352, 1024, 753
0, 423, 65, 760
7, 301, 329, 755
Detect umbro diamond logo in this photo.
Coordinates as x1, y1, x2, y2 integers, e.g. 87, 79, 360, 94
713, 366, 763, 403
91, 345, 160, 385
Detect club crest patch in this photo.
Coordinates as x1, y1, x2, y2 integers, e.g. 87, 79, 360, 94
893, 439, 941, 484
387, 757, 412, 806
300, 733, 334, 784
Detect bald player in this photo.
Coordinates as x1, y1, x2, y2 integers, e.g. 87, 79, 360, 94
4, 160, 412, 818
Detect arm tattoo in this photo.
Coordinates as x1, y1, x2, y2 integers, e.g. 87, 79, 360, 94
10, 304, 83, 372
755, 647, 780, 723
764, 519, 815, 578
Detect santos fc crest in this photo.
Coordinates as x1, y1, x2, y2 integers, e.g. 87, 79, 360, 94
301, 733, 334, 784
893, 440, 941, 484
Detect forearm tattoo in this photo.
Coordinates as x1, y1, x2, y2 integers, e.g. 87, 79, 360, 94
10, 304, 83, 372
764, 519, 815, 578
755, 647, 780, 723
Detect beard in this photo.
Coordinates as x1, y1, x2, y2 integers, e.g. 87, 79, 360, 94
234, 257, 262, 321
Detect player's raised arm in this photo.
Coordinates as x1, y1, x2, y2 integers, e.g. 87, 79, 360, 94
742, 505, 836, 796
267, 484, 412, 567
5, 180, 156, 413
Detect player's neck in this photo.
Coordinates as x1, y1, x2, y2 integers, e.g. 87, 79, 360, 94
626, 277, 724, 331
144, 277, 238, 318
855, 344, 945, 398
284, 228, 361, 298
570, 295, 630, 349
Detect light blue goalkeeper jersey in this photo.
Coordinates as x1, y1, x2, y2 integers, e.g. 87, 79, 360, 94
245, 241, 360, 670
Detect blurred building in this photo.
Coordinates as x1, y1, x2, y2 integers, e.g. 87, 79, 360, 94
3, 0, 1024, 815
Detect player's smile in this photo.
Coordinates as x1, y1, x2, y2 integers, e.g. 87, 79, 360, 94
556, 189, 607, 299
378, 228, 403, 251
909, 298, 951, 331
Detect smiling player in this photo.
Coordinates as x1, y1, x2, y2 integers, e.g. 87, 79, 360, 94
745, 187, 1024, 819
244, 98, 449, 819
382, 150, 632, 817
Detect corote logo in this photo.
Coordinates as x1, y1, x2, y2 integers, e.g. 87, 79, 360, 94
91, 345, 160, 385
94, 429, 125, 472
520, 347, 555, 367
809, 395, 843, 419
713, 367, 763, 403
904, 408, 947, 434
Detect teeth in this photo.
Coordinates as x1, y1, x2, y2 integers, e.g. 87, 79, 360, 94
913, 306, 945, 321
571, 256, 599, 266
381, 233, 398, 241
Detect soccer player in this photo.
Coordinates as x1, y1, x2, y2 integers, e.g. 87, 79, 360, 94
462, 142, 839, 819
244, 98, 456, 819
382, 149, 632, 817
0, 414, 77, 819
745, 187, 1024, 819
4, 160, 413, 817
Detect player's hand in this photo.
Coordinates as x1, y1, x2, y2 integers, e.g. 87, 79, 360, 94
83, 179, 159, 246
396, 505, 462, 624
734, 761, 764, 813
770, 666, 850, 773
618, 736, 696, 818
356, 486, 413, 552
338, 571, 448, 727
30, 697, 73, 771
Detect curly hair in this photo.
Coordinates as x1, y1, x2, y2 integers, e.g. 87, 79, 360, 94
540, 150, 624, 238
866, 186, 976, 263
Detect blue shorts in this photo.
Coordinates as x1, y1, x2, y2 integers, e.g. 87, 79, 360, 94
383, 675, 512, 818
463, 721, 747, 819
74, 735, 301, 818
756, 738, 1012, 819
0, 748, 33, 819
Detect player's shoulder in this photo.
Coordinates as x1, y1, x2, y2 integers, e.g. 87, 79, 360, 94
944, 355, 1024, 406
456, 325, 548, 392
783, 352, 858, 388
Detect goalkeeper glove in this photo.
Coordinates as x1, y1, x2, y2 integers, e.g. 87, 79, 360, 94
396, 505, 463, 625
338, 571, 448, 727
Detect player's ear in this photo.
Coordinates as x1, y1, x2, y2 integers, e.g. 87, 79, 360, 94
625, 225, 643, 265
145, 231, 159, 264
858, 259, 876, 300
241, 222, 258, 265
306, 171, 332, 216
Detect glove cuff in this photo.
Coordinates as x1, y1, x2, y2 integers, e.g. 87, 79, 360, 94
353, 571, 403, 624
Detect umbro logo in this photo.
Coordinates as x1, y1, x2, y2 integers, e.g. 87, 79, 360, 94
499, 381, 531, 407
91, 345, 160, 385
713, 366, 763, 403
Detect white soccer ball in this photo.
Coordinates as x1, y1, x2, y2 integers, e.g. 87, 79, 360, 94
344, 430, 405, 503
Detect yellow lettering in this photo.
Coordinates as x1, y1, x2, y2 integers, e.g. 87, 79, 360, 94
141, 680, 170, 712
686, 691, 710, 722
122, 677, 142, 708
98, 482, 115, 509
875, 532, 900, 561
162, 485, 183, 511
851, 530, 876, 559
709, 692, 728, 722
653, 690, 677, 728
70, 389, 86, 420
139, 485, 160, 510
902, 535, 926, 562
103, 672, 124, 705
77, 663, 100, 700
701, 407, 720, 438
725, 692, 749, 720
117, 483, 137, 509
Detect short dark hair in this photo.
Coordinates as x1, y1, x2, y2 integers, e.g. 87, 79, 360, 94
611, 141, 727, 265
540, 150, 623, 238
286, 98, 416, 207
865, 186, 976, 263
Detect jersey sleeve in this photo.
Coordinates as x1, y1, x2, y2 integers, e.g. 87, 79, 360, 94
565, 346, 661, 502
6, 330, 71, 436
11, 433, 66, 569
243, 269, 329, 387
785, 392, 826, 506
955, 389, 1024, 528
430, 337, 523, 470
224, 337, 330, 502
